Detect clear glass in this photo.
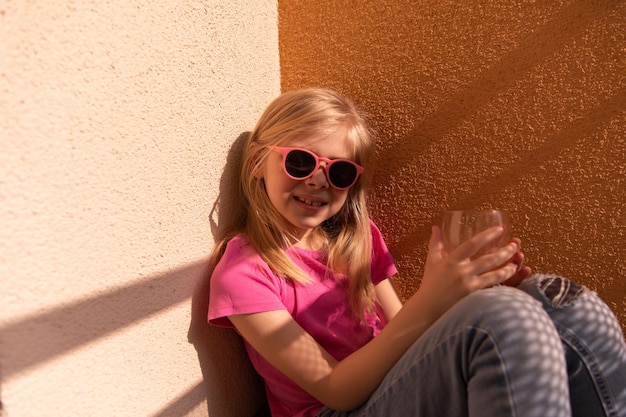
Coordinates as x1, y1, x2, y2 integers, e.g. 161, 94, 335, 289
441, 210, 511, 258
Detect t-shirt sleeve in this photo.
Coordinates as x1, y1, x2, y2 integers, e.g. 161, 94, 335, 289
208, 237, 286, 328
370, 220, 398, 285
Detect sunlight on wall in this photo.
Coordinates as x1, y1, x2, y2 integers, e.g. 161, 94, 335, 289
0, 1, 279, 416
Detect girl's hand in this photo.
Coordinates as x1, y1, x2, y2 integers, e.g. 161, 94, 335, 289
501, 237, 533, 286
415, 225, 520, 319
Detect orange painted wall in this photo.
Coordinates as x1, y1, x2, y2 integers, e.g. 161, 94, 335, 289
279, 0, 625, 329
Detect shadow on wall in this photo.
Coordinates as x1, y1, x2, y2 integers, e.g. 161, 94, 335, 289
0, 260, 206, 412
0, 133, 268, 417
388, 89, 625, 261
360, 0, 625, 300
0, 263, 204, 379
187, 131, 269, 417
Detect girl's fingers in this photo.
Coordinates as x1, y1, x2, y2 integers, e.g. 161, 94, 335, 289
467, 241, 519, 275
427, 224, 527, 294
447, 226, 506, 262
475, 262, 519, 288
503, 265, 533, 287
427, 226, 444, 262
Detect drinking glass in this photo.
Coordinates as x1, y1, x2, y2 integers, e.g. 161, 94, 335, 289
441, 210, 511, 258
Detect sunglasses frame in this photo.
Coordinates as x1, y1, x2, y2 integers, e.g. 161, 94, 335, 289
268, 146, 364, 190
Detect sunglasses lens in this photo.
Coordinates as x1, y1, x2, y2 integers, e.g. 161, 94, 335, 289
281, 148, 360, 189
284, 150, 316, 178
328, 162, 358, 189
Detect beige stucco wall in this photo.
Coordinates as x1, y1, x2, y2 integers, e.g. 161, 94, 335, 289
279, 0, 625, 330
1, 1, 278, 416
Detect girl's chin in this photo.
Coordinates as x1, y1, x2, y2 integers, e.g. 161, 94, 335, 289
290, 220, 323, 232
285, 216, 326, 233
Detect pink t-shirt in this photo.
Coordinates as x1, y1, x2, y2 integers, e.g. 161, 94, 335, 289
208, 221, 397, 417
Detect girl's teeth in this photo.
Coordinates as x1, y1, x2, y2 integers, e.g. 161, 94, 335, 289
297, 197, 322, 207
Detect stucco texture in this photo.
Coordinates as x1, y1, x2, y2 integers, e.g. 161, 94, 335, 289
1, 1, 278, 416
279, 0, 626, 330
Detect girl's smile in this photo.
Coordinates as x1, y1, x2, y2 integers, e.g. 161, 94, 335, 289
293, 195, 327, 209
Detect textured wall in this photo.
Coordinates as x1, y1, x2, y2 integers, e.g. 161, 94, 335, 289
279, 0, 625, 330
1, 1, 278, 416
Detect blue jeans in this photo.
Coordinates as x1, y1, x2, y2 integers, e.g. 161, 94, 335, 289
318, 274, 626, 417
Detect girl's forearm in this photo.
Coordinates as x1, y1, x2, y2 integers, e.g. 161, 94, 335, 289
323, 290, 440, 410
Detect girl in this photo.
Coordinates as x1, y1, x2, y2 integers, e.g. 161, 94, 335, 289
208, 88, 626, 417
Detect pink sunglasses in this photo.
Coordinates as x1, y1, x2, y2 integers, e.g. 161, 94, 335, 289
269, 146, 364, 189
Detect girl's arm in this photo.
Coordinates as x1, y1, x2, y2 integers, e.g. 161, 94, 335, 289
230, 226, 520, 411
375, 277, 403, 321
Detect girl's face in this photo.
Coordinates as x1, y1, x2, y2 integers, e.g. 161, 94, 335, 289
262, 129, 355, 244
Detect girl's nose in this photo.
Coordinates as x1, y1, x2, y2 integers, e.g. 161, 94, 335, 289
306, 163, 329, 189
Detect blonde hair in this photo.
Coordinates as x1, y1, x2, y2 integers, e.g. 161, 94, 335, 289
211, 88, 376, 320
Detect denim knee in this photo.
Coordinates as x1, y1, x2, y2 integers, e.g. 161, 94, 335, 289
517, 274, 624, 345
454, 285, 557, 337
518, 274, 626, 417
440, 287, 571, 415
447, 286, 568, 373
518, 274, 585, 308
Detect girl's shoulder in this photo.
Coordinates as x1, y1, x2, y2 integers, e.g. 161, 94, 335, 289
223, 232, 253, 251
211, 233, 283, 289
219, 233, 262, 265
208, 234, 287, 327
368, 218, 387, 243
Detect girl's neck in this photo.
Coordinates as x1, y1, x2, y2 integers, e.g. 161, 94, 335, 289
292, 228, 327, 251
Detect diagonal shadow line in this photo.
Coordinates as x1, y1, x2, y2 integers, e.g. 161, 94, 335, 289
372, 0, 620, 175
0, 258, 210, 379
389, 87, 626, 260
449, 94, 626, 211
148, 380, 206, 417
